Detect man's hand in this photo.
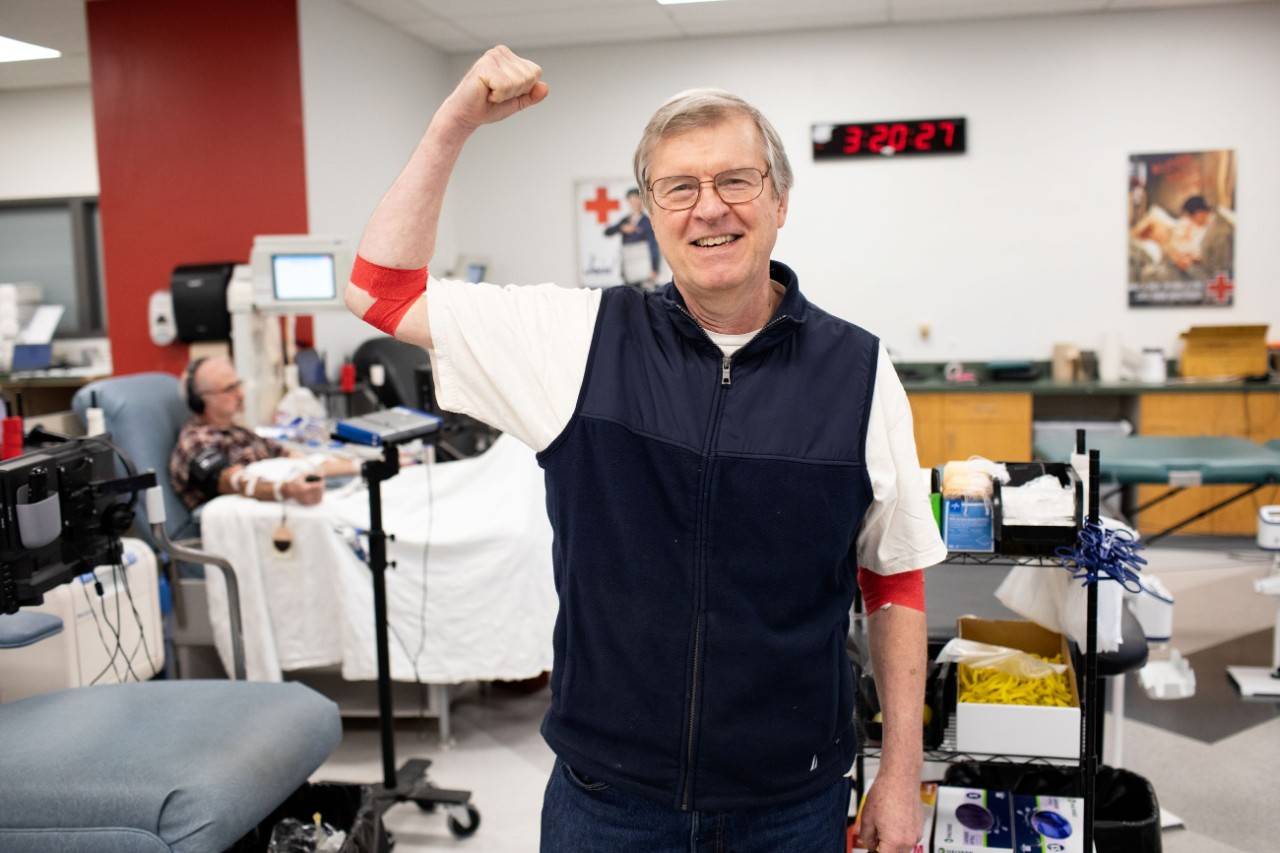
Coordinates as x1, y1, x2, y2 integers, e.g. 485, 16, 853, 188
856, 772, 921, 853
283, 476, 324, 506
440, 45, 549, 132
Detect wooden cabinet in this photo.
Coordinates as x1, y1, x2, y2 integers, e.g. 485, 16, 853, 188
908, 393, 1032, 469
1137, 391, 1280, 537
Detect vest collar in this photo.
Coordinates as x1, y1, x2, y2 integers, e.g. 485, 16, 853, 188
660, 260, 808, 356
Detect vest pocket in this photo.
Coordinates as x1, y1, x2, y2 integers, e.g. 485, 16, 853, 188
562, 760, 611, 792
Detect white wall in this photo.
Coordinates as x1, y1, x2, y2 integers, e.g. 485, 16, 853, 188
0, 86, 98, 200
445, 4, 1280, 362
298, 0, 458, 363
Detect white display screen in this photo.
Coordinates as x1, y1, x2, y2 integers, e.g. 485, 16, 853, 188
272, 253, 336, 301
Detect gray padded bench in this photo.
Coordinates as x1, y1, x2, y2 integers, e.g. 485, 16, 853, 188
0, 613, 341, 853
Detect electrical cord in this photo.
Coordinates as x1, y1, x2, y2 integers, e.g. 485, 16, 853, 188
101, 563, 140, 683
385, 445, 434, 738
117, 557, 159, 676
87, 568, 131, 685
81, 574, 124, 686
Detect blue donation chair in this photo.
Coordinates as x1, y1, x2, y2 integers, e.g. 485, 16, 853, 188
71, 372, 196, 545
1, 378, 345, 851
0, 611, 342, 852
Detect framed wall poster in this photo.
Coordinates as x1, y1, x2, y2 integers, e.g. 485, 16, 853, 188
1128, 149, 1236, 307
575, 178, 666, 289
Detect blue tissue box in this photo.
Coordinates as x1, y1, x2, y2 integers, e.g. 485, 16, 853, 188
944, 498, 994, 553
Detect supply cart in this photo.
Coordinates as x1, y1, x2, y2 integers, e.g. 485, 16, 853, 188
852, 438, 1111, 853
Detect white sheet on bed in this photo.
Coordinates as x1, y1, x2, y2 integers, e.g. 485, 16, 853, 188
200, 434, 557, 683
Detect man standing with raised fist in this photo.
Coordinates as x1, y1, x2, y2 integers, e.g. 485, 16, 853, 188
346, 45, 944, 853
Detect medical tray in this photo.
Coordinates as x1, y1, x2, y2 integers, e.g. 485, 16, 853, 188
992, 462, 1081, 557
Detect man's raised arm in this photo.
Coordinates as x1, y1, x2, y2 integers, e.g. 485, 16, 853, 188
345, 46, 548, 349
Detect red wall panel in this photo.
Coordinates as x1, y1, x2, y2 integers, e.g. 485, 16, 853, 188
87, 0, 308, 376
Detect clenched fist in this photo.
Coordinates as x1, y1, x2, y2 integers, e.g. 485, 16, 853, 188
441, 45, 549, 132
283, 476, 324, 506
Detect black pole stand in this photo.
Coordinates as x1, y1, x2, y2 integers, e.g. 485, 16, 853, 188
1081, 445, 1101, 853
360, 439, 480, 840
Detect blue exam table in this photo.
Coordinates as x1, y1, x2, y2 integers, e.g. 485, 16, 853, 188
1034, 434, 1280, 543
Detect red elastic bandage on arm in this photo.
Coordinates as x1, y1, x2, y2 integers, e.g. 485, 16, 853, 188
857, 567, 925, 613
350, 254, 428, 336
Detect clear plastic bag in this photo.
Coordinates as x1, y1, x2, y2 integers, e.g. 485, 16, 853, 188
268, 814, 347, 853
995, 564, 1125, 653
935, 638, 1068, 679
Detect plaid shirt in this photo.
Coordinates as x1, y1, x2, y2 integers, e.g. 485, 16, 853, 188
168, 419, 287, 509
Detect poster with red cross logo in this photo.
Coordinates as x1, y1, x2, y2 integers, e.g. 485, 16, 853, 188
576, 178, 666, 289
1128, 150, 1236, 307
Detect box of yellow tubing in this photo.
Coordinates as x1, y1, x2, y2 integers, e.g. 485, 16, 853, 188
957, 653, 1073, 708
944, 619, 1081, 759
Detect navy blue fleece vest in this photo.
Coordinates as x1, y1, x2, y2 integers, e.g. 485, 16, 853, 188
537, 261, 879, 811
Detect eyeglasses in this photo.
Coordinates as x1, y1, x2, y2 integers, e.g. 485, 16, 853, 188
647, 167, 770, 211
200, 380, 242, 397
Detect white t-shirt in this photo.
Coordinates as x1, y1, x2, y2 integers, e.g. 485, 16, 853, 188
426, 278, 947, 576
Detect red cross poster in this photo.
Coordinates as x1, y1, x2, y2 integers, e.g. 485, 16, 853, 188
1128, 149, 1236, 307
575, 178, 667, 289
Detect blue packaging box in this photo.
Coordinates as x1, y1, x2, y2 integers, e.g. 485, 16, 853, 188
944, 497, 994, 553
934, 786, 1013, 851
1012, 794, 1085, 852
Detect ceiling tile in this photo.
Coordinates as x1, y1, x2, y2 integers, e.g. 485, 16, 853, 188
667, 0, 891, 34
344, 0, 435, 25
1108, 0, 1263, 8
0, 0, 88, 53
452, 4, 683, 49
399, 16, 490, 52
417, 0, 644, 18
890, 0, 1107, 24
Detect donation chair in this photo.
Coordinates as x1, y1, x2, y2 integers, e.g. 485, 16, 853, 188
72, 372, 196, 544
0, 611, 342, 852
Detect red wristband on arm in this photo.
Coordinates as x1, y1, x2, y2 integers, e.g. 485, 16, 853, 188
350, 254, 428, 336
857, 566, 925, 613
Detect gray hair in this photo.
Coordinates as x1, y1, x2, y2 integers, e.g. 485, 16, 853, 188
632, 89, 793, 211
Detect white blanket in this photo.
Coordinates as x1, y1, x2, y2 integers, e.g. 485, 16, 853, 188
200, 434, 556, 683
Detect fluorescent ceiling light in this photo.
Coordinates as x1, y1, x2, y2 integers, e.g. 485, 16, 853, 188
0, 35, 61, 63
656, 0, 729, 6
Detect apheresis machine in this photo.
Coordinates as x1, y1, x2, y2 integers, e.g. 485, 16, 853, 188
229, 234, 353, 425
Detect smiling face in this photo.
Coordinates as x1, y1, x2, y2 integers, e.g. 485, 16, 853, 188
646, 114, 788, 303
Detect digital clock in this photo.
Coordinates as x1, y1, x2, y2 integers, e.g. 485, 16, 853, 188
812, 118, 966, 160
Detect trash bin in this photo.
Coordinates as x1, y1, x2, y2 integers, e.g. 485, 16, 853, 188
227, 782, 390, 853
942, 763, 1161, 853
1094, 766, 1161, 853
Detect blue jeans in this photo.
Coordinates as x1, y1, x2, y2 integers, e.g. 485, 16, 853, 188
540, 758, 850, 853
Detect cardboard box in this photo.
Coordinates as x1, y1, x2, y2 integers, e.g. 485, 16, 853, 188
1179, 324, 1268, 378
848, 782, 939, 853
934, 787, 1014, 852
954, 619, 1081, 760
1012, 794, 1086, 853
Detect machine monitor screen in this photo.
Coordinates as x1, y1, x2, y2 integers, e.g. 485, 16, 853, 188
271, 253, 336, 302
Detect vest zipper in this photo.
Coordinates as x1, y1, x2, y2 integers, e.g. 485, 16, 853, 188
674, 305, 792, 387
673, 304, 792, 810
